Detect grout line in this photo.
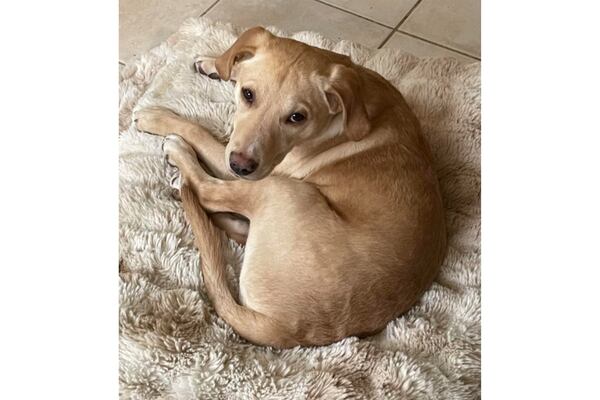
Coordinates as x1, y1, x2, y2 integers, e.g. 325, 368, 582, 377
396, 29, 480, 60
397, 0, 424, 29
377, 30, 397, 50
201, 0, 220, 16
378, 0, 424, 49
312, 0, 394, 29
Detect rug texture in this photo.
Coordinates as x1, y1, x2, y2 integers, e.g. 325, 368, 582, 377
119, 17, 480, 400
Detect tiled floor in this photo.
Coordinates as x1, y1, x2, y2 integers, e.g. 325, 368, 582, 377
120, 0, 480, 64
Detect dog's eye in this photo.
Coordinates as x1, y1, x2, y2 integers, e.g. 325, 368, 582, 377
242, 88, 254, 103
287, 112, 306, 123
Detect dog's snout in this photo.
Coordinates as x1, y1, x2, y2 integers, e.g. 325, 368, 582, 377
229, 151, 258, 176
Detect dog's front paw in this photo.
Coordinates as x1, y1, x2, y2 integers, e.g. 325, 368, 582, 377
162, 135, 195, 193
162, 134, 196, 169
134, 106, 181, 136
164, 156, 182, 192
194, 57, 221, 80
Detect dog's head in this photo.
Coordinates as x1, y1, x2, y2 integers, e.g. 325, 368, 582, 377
206, 27, 370, 179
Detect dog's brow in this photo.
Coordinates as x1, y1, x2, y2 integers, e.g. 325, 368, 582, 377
278, 47, 310, 84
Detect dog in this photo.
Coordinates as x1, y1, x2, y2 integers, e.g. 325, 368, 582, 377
134, 27, 446, 348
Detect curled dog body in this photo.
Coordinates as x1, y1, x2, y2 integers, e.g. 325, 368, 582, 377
134, 27, 446, 348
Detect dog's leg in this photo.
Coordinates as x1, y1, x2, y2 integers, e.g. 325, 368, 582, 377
163, 135, 281, 218
134, 106, 233, 180
163, 135, 340, 241
163, 135, 251, 242
210, 213, 249, 245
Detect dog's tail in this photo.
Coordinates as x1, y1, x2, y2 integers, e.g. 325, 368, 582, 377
179, 184, 301, 348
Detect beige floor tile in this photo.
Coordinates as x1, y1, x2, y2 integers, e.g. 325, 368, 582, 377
318, 0, 419, 27
384, 32, 478, 63
400, 0, 480, 57
120, 0, 216, 62
205, 0, 391, 48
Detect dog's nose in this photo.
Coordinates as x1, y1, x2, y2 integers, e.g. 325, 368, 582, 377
229, 151, 258, 176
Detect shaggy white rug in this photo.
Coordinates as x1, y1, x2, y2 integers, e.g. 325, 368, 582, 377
119, 18, 480, 399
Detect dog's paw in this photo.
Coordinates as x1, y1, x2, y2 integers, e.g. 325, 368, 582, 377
162, 134, 196, 168
194, 57, 221, 80
161, 136, 190, 194
134, 106, 181, 136
164, 158, 182, 193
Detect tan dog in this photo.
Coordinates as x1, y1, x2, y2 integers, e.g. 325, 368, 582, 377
134, 27, 446, 348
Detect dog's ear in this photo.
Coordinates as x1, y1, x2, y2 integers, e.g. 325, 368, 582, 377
322, 64, 370, 141
215, 27, 271, 81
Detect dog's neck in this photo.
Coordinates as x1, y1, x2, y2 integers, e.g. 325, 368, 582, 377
274, 118, 391, 181
274, 113, 345, 174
